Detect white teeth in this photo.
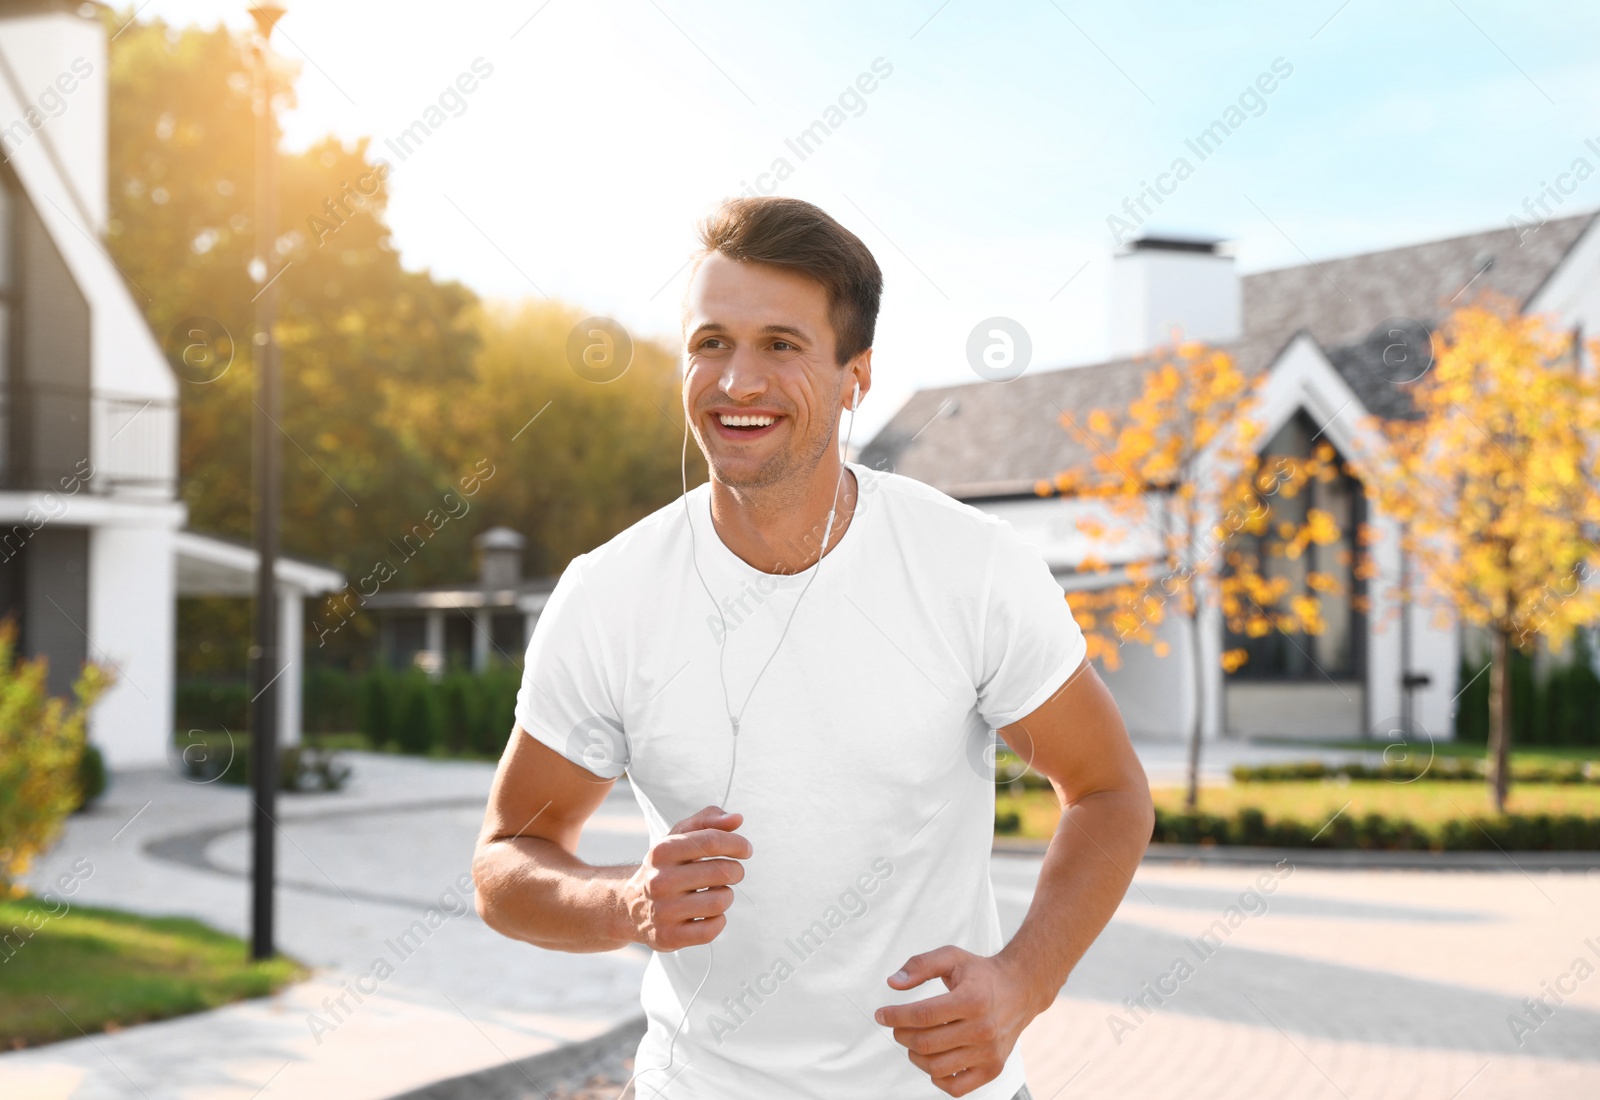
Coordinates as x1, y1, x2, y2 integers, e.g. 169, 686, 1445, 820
719, 414, 777, 427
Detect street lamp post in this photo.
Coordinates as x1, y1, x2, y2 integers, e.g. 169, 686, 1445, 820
248, 2, 286, 962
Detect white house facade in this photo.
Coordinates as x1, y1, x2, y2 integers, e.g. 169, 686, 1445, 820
860, 212, 1600, 743
0, 1, 342, 771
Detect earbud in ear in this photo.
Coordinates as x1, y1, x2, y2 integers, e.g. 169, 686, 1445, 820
852, 381, 861, 411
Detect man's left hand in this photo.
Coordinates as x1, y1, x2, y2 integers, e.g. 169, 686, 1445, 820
873, 945, 1044, 1097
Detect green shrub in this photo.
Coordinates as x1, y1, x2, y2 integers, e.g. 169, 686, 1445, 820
394, 673, 443, 755
0, 615, 115, 892
175, 677, 249, 732
478, 666, 522, 756
1230, 758, 1595, 784
440, 673, 474, 756
1456, 629, 1600, 746
1235, 806, 1268, 845
361, 668, 396, 749
184, 735, 352, 792
303, 665, 363, 733
74, 742, 107, 813
994, 810, 1021, 834
1150, 806, 1600, 850
278, 745, 352, 791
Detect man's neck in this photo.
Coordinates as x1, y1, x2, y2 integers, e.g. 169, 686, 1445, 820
707, 460, 858, 575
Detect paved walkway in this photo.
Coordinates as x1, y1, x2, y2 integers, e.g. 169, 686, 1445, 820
2, 752, 654, 1100
1, 743, 1596, 1099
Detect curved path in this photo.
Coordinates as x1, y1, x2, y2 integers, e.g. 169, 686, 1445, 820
0, 748, 1596, 1099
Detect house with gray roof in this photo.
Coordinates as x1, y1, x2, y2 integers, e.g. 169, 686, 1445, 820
357, 526, 557, 677
858, 211, 1600, 742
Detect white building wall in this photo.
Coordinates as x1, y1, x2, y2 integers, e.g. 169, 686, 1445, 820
1096, 613, 1195, 741
0, 11, 156, 396
978, 493, 1200, 741
1410, 586, 1461, 738
979, 493, 1165, 574
0, 7, 186, 769
0, 7, 107, 232
1360, 505, 1460, 743
1526, 217, 1600, 353
88, 522, 177, 768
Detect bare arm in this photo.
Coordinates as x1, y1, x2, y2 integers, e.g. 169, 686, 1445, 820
991, 656, 1154, 1014
876, 656, 1152, 1096
471, 723, 751, 954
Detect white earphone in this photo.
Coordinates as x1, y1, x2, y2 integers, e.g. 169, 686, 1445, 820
619, 372, 863, 1099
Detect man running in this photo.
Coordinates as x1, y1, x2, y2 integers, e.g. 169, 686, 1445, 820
473, 195, 1152, 1098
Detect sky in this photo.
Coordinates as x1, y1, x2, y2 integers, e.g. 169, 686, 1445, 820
133, 0, 1600, 444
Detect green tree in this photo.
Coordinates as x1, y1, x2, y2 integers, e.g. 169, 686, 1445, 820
106, 10, 704, 680
0, 617, 115, 893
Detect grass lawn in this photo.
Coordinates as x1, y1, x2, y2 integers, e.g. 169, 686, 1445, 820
0, 895, 309, 1049
996, 779, 1600, 842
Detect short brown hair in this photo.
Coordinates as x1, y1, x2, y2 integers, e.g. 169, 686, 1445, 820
687, 196, 883, 367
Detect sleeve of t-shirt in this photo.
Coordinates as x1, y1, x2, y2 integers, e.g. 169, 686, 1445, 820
513, 554, 630, 779
973, 518, 1089, 730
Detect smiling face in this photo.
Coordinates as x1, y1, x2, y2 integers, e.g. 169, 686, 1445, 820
682, 251, 867, 492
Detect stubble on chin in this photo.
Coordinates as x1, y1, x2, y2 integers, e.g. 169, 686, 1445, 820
708, 447, 789, 494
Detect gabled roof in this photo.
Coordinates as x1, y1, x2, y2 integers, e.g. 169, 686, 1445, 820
859, 211, 1598, 498
1240, 212, 1595, 351
856, 332, 1289, 499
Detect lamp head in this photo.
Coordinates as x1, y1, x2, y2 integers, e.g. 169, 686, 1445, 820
248, 4, 287, 40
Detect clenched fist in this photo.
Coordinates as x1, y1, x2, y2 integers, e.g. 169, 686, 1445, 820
623, 805, 752, 951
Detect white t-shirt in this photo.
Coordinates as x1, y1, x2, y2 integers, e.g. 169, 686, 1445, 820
515, 460, 1087, 1100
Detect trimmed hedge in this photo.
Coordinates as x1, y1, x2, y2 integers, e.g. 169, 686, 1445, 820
175, 677, 249, 732
303, 666, 363, 733
1230, 759, 1599, 784
177, 666, 523, 760
1455, 629, 1600, 747
1149, 805, 1600, 850
363, 667, 520, 758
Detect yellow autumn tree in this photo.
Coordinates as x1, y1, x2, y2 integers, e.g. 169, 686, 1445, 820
1357, 299, 1600, 813
1039, 338, 1349, 808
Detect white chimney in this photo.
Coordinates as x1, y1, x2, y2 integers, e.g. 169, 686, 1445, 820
1109, 236, 1239, 358
0, 1, 108, 233
474, 526, 526, 588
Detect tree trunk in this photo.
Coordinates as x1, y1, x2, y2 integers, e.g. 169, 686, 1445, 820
1184, 606, 1205, 811
1487, 626, 1512, 813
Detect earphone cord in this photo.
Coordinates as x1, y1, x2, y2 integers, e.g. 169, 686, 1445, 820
614, 383, 860, 1100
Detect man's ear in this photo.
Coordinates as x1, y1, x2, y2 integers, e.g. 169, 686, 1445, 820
847, 348, 873, 410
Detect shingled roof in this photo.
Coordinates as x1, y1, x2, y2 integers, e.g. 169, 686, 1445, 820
858, 211, 1597, 499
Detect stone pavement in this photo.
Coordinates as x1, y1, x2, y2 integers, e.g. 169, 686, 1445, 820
1, 751, 654, 1100
999, 856, 1600, 1099
1, 742, 1597, 1099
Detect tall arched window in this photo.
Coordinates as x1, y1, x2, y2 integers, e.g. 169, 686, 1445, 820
1223, 408, 1366, 680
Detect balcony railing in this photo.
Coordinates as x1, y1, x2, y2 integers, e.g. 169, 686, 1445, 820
0, 384, 177, 496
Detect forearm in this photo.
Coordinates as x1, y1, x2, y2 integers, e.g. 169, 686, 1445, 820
994, 786, 1154, 1015
473, 836, 640, 953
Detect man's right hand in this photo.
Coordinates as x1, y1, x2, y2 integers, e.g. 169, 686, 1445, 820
623, 805, 752, 951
